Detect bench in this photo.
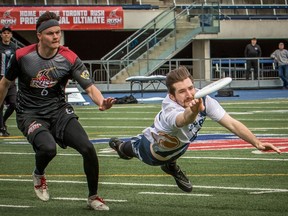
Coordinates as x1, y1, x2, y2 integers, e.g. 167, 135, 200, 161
212, 59, 276, 80
65, 87, 88, 105
125, 75, 166, 97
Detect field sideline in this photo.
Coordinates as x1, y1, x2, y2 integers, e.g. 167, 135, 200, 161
0, 98, 288, 216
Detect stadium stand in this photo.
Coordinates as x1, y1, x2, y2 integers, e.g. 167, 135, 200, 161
1, 0, 288, 90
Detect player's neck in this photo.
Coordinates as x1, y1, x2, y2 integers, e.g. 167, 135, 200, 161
2, 40, 10, 45
37, 43, 58, 58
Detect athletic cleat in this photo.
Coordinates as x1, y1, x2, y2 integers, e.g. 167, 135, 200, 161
32, 172, 50, 201
0, 127, 10, 137
109, 137, 132, 160
161, 163, 193, 192
87, 195, 109, 211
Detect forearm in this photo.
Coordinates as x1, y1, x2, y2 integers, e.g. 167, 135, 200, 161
219, 115, 260, 148
176, 108, 198, 128
86, 85, 104, 107
229, 122, 260, 148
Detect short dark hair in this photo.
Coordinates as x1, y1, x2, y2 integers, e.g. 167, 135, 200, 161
166, 66, 193, 95
36, 11, 60, 31
1, 26, 12, 33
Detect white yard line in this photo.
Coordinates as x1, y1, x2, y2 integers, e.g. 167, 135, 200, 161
0, 204, 34, 208
0, 151, 287, 161
0, 179, 287, 195
138, 192, 212, 197
52, 197, 127, 202
181, 156, 288, 161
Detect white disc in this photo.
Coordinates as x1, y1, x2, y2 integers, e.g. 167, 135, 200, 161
194, 77, 232, 99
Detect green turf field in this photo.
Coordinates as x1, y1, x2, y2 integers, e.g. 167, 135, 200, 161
0, 99, 288, 216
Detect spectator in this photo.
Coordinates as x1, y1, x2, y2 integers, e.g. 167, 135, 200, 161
244, 38, 262, 80
270, 42, 288, 89
0, 26, 17, 136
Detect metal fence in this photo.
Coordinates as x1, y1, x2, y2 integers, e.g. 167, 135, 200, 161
83, 57, 279, 84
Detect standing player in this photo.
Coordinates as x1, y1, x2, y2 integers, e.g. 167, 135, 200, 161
0, 12, 115, 210
109, 66, 281, 193
0, 26, 17, 136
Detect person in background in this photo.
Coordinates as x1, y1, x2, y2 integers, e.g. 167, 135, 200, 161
244, 37, 262, 80
270, 42, 288, 89
0, 12, 115, 210
0, 26, 17, 136
109, 66, 281, 193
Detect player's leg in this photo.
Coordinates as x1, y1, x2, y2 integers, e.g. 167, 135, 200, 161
283, 65, 288, 88
252, 59, 258, 80
3, 94, 16, 134
109, 137, 134, 159
63, 118, 109, 211
161, 161, 193, 193
33, 131, 57, 175
278, 65, 286, 88
0, 104, 8, 136
246, 60, 252, 80
17, 115, 55, 201
32, 130, 57, 201
110, 135, 193, 192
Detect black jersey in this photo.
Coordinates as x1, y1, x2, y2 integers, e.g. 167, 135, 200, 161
244, 44, 262, 58
0, 41, 16, 76
5, 44, 93, 115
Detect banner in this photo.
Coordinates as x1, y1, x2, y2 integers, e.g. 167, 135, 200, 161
0, 6, 124, 30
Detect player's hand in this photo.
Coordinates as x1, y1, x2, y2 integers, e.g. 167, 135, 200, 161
188, 98, 205, 113
99, 97, 116, 111
257, 142, 281, 154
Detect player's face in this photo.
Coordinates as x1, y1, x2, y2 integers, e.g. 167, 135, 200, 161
1, 30, 12, 43
37, 26, 61, 50
279, 43, 284, 50
169, 77, 196, 108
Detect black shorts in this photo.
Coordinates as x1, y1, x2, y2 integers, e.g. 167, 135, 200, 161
7, 84, 17, 97
5, 85, 16, 105
16, 104, 78, 148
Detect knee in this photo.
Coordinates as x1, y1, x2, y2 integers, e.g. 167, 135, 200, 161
41, 145, 57, 158
80, 142, 96, 158
35, 141, 57, 159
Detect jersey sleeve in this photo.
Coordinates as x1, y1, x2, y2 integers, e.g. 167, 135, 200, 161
205, 95, 226, 121
71, 57, 94, 90
165, 106, 180, 128
162, 99, 185, 130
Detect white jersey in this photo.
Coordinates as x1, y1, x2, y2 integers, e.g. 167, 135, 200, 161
141, 94, 226, 162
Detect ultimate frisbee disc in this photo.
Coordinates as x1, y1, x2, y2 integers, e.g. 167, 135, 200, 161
194, 77, 232, 99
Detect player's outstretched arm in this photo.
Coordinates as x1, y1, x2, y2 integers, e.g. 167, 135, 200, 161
218, 113, 281, 154
85, 84, 116, 111
256, 142, 281, 154
176, 98, 205, 127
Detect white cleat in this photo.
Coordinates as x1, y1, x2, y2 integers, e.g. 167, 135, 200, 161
87, 195, 109, 211
32, 172, 50, 201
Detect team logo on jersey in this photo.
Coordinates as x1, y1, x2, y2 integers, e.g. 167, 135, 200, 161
66, 107, 74, 114
152, 131, 180, 149
27, 121, 42, 135
80, 70, 90, 79
30, 67, 58, 88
